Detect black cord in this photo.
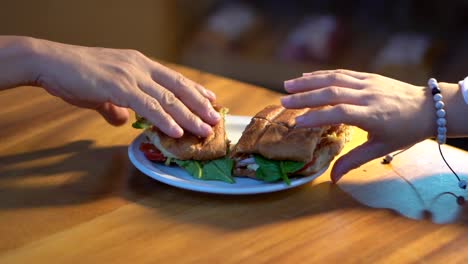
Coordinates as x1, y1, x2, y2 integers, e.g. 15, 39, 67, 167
438, 144, 461, 182
383, 143, 465, 189
392, 148, 408, 157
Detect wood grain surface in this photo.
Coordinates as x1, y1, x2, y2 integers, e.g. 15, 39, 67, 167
1, 64, 468, 263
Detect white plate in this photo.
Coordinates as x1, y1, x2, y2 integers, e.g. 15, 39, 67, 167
128, 115, 328, 195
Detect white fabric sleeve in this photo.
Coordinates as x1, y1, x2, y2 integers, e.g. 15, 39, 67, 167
459, 76, 468, 105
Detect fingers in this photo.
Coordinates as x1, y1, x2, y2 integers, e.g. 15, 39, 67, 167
149, 62, 220, 125
192, 81, 217, 102
331, 141, 389, 183
128, 90, 184, 138
295, 104, 364, 128
96, 102, 129, 126
302, 69, 372, 80
284, 72, 365, 93
281, 86, 363, 109
139, 80, 214, 137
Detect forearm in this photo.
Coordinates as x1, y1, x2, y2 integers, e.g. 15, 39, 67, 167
0, 36, 41, 90
439, 82, 468, 137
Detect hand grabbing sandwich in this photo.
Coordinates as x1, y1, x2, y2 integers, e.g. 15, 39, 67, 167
230, 105, 351, 184
134, 106, 235, 183
0, 36, 220, 138
281, 69, 468, 182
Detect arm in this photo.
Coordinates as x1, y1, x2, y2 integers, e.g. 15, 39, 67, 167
0, 36, 221, 138
281, 70, 468, 182
0, 36, 38, 90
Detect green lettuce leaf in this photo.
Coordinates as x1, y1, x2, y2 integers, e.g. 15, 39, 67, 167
174, 160, 203, 179
281, 160, 306, 174
254, 155, 305, 185
174, 158, 235, 184
132, 121, 151, 129
132, 114, 152, 129
254, 155, 283, 182
202, 157, 235, 184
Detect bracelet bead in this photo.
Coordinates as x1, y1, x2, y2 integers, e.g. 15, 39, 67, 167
459, 180, 467, 189
438, 126, 447, 134
428, 78, 447, 146
436, 109, 446, 118
428, 78, 438, 89
435, 101, 445, 109
432, 87, 441, 95
437, 134, 447, 144
382, 154, 393, 164
437, 117, 447, 127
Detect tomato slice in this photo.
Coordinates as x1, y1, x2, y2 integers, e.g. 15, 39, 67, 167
140, 143, 167, 162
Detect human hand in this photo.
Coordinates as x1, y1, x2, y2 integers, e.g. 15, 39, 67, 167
33, 39, 220, 138
281, 69, 435, 182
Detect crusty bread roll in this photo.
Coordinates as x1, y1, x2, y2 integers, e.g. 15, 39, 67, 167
144, 107, 229, 161
231, 105, 351, 178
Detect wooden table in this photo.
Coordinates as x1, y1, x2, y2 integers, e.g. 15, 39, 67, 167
1, 64, 468, 263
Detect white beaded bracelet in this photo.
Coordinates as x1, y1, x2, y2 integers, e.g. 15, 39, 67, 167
428, 78, 467, 189
427, 78, 447, 144
382, 78, 467, 190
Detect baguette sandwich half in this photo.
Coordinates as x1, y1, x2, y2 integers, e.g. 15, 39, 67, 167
230, 105, 351, 183
134, 106, 234, 183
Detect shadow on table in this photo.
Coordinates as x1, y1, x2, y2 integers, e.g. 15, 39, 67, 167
0, 140, 158, 208
136, 169, 468, 229
1, 140, 468, 229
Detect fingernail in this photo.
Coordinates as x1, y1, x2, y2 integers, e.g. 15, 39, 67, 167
201, 123, 213, 136
284, 80, 295, 89
280, 96, 290, 106
331, 177, 338, 184
302, 72, 311, 76
295, 115, 305, 124
172, 125, 184, 138
206, 89, 216, 100
331, 175, 342, 183
331, 170, 345, 183
210, 109, 221, 121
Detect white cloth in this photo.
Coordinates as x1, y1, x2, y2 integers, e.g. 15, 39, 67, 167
459, 76, 468, 105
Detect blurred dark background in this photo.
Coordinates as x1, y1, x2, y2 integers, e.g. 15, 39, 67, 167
182, 0, 468, 148
1, 0, 466, 90
179, 0, 468, 91
1, 0, 467, 148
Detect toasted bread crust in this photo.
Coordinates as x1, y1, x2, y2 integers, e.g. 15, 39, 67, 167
231, 105, 326, 162
232, 105, 352, 178
148, 112, 228, 161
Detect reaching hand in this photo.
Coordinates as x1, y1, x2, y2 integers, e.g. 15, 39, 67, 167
281, 69, 435, 182
33, 39, 220, 138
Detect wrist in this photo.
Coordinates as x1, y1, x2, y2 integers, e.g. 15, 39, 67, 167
3, 37, 42, 86
438, 82, 468, 137
423, 86, 438, 139
21, 37, 52, 87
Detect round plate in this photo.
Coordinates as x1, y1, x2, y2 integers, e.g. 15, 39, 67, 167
128, 115, 328, 195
